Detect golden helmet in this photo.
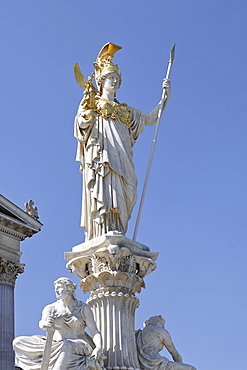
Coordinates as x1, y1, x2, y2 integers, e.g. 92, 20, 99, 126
94, 42, 122, 87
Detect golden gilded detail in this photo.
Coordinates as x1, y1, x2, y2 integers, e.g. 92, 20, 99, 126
74, 43, 122, 91
94, 43, 122, 82
75, 43, 131, 127
79, 74, 98, 120
78, 77, 132, 127
96, 97, 131, 127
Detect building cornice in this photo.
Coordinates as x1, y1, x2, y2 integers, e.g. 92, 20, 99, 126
0, 194, 42, 240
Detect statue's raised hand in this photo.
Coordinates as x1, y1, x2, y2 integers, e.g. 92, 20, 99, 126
162, 78, 171, 101
162, 78, 170, 90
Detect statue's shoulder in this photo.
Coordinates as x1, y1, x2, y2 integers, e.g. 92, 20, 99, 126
77, 300, 87, 309
42, 301, 57, 312
74, 299, 89, 317
40, 302, 57, 322
142, 324, 165, 338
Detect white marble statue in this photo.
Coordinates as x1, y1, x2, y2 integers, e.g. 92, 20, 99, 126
135, 316, 196, 370
13, 277, 104, 370
74, 43, 170, 241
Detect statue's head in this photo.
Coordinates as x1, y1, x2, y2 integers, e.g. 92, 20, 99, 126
54, 277, 77, 299
94, 42, 122, 92
97, 71, 122, 95
144, 315, 165, 328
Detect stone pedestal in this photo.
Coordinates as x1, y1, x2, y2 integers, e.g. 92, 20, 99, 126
65, 232, 158, 370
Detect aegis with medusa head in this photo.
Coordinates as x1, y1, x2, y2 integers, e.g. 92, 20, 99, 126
74, 43, 170, 241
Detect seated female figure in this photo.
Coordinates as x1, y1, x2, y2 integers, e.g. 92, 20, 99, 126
13, 277, 104, 370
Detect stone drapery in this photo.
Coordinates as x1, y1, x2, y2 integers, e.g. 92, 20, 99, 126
74, 105, 147, 241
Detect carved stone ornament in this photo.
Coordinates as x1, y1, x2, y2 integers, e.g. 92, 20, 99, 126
24, 200, 39, 220
0, 216, 33, 240
66, 233, 157, 299
0, 256, 24, 286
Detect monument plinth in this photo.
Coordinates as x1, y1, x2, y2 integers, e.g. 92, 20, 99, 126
65, 232, 158, 370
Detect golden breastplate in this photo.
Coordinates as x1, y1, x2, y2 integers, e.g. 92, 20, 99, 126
96, 98, 131, 127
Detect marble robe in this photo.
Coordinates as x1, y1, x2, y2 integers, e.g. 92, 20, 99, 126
74, 105, 147, 240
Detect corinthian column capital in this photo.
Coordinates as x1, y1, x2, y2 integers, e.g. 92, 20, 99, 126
0, 256, 24, 286
65, 232, 158, 287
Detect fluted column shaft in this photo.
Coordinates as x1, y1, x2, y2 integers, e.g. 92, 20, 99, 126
0, 257, 24, 370
0, 283, 15, 370
87, 282, 140, 370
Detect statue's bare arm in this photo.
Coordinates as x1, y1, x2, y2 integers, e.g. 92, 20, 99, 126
162, 329, 183, 363
145, 79, 171, 126
84, 305, 102, 359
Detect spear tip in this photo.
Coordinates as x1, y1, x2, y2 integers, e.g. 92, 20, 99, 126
170, 43, 176, 63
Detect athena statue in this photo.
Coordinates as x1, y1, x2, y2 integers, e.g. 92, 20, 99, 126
74, 43, 170, 240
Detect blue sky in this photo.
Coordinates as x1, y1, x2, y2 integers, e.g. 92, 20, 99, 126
1, 1, 247, 369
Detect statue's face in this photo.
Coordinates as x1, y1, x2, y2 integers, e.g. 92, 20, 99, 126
103, 72, 120, 94
55, 283, 70, 300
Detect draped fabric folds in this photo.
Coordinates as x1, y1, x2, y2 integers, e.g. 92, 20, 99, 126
74, 105, 146, 240
13, 301, 98, 370
13, 336, 92, 370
